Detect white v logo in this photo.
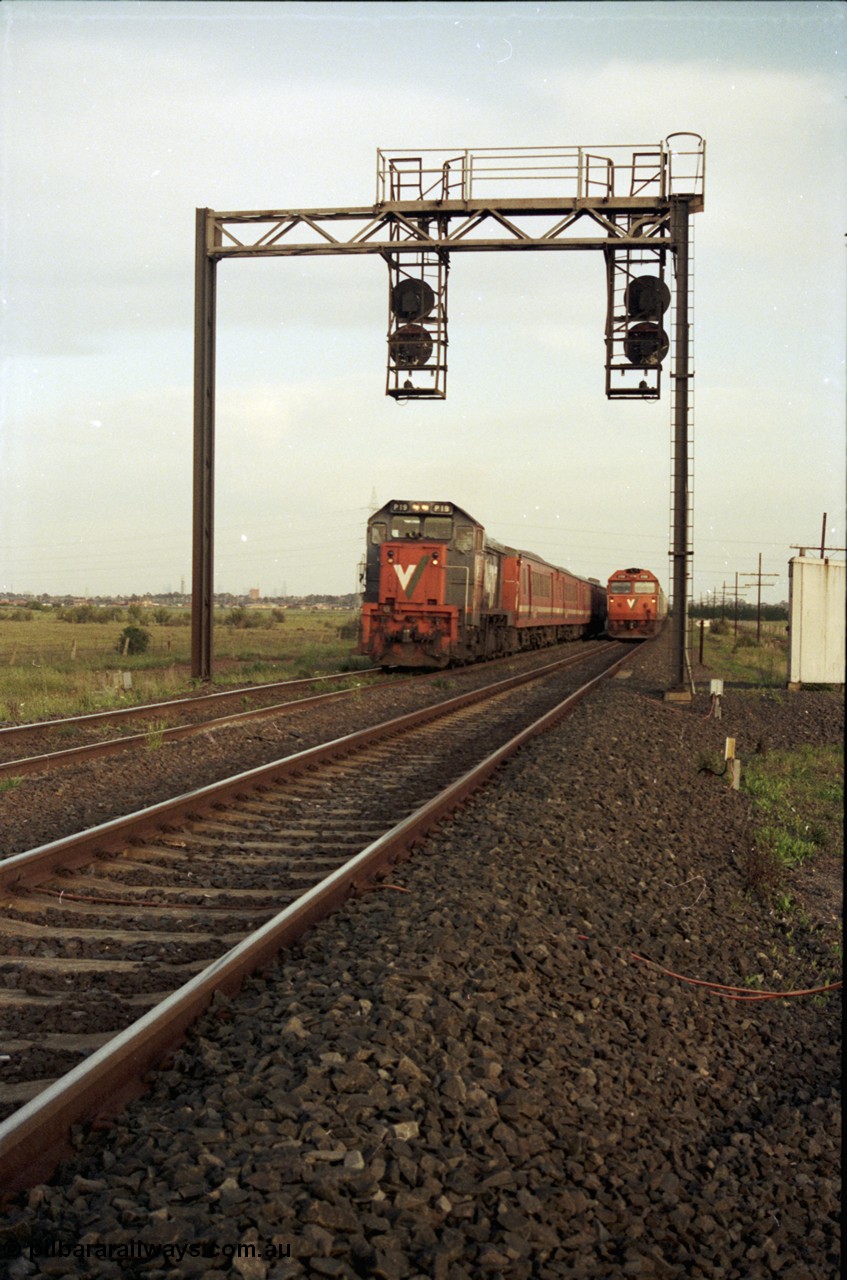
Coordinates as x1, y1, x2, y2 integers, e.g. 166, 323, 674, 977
394, 564, 416, 591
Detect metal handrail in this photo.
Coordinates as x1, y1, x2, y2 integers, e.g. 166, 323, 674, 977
377, 140, 705, 205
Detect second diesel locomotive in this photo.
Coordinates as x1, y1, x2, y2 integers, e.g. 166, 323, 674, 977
606, 566, 668, 639
359, 500, 606, 668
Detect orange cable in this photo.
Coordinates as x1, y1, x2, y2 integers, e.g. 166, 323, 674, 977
576, 935, 841, 1001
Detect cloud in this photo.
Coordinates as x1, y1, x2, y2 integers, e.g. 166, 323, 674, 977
1, 1, 843, 601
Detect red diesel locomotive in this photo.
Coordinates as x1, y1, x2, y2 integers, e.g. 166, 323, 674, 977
359, 500, 606, 668
606, 567, 668, 639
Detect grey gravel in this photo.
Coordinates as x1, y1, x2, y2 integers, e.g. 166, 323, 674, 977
1, 634, 841, 1279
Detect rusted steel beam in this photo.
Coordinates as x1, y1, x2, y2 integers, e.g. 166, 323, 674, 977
191, 209, 218, 683
212, 196, 682, 222
669, 197, 692, 693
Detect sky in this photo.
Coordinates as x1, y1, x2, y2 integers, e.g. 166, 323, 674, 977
1, 0, 844, 604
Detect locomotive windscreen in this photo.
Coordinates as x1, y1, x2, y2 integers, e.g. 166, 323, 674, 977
389, 514, 453, 539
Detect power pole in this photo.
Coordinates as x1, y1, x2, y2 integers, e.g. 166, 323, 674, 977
740, 554, 778, 643
790, 513, 847, 563
734, 572, 740, 638
731, 574, 749, 638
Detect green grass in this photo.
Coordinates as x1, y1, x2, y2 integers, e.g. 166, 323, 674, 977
696, 620, 843, 911
743, 744, 843, 869
0, 608, 366, 722
740, 743, 843, 905
699, 619, 787, 687
698, 620, 843, 887
144, 721, 169, 752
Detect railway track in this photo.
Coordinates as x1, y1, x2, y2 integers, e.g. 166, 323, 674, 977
0, 640, 635, 1196
0, 667, 383, 738
0, 669, 385, 778
0, 648, 585, 782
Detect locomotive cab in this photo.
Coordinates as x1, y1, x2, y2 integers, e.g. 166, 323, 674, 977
606, 567, 668, 639
359, 499, 607, 668
359, 501, 485, 667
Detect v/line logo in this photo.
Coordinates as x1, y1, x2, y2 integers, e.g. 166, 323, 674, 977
393, 556, 430, 598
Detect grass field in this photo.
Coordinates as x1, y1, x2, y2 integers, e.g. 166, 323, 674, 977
693, 617, 843, 905
744, 743, 843, 870
0, 607, 366, 723
694, 617, 789, 687
0, 608, 821, 722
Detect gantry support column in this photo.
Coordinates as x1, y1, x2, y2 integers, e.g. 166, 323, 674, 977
191, 208, 217, 682
669, 196, 692, 693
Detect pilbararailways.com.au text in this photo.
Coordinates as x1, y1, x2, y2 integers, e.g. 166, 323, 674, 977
6, 1239, 292, 1263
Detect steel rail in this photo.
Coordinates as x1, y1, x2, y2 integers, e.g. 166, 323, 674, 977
0, 645, 596, 773
0, 642, 634, 1197
0, 644, 608, 890
0, 682, 383, 781
0, 668, 382, 741
0, 647, 592, 778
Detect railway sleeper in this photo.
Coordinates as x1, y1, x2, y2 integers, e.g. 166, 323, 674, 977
26, 874, 301, 906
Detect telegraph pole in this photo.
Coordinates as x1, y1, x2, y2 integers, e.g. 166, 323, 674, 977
740, 553, 778, 643
789, 514, 846, 563
732, 573, 749, 638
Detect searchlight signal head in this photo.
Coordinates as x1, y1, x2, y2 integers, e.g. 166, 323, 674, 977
389, 323, 434, 369
624, 275, 670, 322
386, 263, 447, 398
391, 278, 435, 323
623, 275, 670, 368
624, 322, 669, 367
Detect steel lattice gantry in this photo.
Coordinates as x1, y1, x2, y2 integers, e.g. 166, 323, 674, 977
193, 138, 705, 683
